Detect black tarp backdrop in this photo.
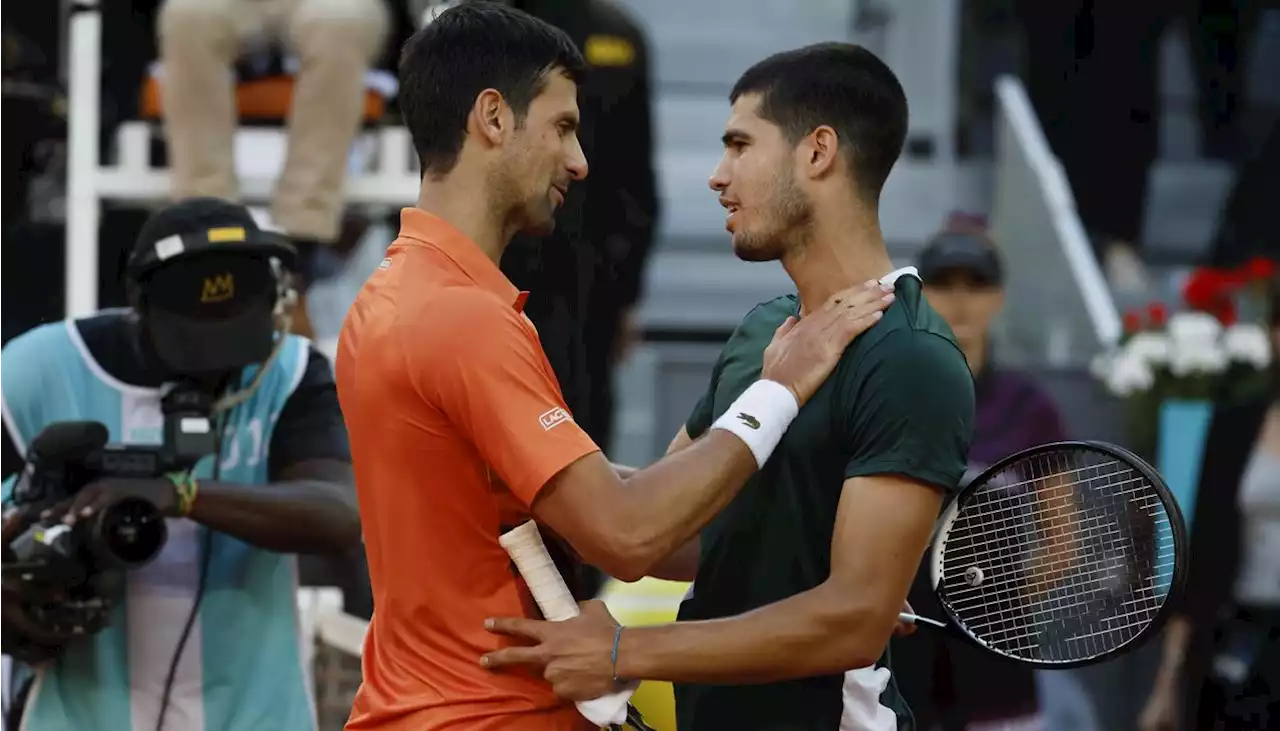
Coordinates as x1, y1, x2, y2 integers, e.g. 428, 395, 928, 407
3, 0, 166, 344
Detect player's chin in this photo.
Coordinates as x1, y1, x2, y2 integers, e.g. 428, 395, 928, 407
521, 209, 558, 237
732, 237, 779, 263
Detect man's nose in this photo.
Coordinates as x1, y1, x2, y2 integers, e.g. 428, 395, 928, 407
567, 137, 589, 181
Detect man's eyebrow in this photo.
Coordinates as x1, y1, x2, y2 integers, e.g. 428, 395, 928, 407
721, 129, 752, 146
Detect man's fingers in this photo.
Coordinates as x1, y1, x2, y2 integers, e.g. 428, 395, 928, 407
773, 316, 798, 339
480, 645, 547, 670
483, 616, 546, 642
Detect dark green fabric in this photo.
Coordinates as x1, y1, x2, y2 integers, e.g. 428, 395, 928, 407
677, 276, 974, 730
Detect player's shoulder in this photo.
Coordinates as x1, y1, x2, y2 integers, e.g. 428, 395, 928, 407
850, 275, 960, 357
717, 294, 794, 356
735, 294, 797, 335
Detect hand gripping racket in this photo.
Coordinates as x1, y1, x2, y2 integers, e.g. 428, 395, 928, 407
898, 441, 1188, 668
499, 522, 654, 731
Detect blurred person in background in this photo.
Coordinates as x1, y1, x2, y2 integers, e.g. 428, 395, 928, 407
1206, 120, 1280, 270
1014, 0, 1261, 295
895, 216, 1070, 731
155, 0, 390, 338
1140, 274, 1280, 730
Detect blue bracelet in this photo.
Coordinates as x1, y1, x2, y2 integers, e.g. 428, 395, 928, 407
611, 624, 624, 682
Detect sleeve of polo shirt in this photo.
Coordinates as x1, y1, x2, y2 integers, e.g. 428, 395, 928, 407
840, 330, 976, 493
418, 295, 602, 507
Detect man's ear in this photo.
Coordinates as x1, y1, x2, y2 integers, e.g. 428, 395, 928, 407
471, 88, 510, 146
799, 125, 840, 180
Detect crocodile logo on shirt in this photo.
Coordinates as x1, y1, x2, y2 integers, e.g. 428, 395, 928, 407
736, 412, 761, 430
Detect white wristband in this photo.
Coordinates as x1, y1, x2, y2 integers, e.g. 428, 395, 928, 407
711, 380, 800, 468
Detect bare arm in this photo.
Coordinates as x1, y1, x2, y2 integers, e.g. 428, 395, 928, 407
186, 459, 361, 554
438, 283, 890, 583
644, 427, 701, 581
614, 474, 941, 682
534, 431, 754, 582
599, 430, 703, 582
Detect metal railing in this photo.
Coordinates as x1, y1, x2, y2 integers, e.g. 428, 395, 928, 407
990, 75, 1122, 368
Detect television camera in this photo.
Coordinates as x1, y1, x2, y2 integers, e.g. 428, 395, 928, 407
3, 384, 218, 604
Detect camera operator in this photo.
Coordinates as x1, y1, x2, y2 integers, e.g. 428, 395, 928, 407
0, 197, 360, 731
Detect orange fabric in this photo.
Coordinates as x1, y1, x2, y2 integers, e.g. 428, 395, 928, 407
139, 75, 385, 122
336, 208, 601, 731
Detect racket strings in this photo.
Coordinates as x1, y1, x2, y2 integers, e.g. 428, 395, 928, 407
937, 449, 1176, 663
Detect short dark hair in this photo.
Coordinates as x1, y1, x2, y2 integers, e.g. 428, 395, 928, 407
730, 43, 908, 201
398, 1, 586, 178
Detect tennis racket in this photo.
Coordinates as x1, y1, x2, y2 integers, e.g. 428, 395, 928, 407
897, 440, 1188, 668
498, 522, 655, 731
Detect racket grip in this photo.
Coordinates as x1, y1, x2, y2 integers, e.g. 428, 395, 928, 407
499, 521, 634, 727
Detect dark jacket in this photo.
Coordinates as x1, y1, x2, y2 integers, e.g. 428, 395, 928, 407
500, 0, 658, 430
1178, 396, 1271, 720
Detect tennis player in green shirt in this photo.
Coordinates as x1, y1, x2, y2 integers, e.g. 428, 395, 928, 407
483, 42, 976, 731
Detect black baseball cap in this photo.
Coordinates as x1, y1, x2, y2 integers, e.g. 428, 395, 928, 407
917, 231, 1003, 286
129, 199, 296, 376
128, 197, 296, 279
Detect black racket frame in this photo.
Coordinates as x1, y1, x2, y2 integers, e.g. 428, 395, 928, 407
920, 440, 1190, 669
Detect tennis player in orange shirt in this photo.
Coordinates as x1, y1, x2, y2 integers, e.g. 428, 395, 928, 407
334, 4, 894, 730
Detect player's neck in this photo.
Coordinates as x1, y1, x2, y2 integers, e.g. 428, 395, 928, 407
785, 210, 894, 316
416, 181, 511, 266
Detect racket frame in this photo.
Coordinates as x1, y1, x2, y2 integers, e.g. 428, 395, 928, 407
924, 439, 1189, 669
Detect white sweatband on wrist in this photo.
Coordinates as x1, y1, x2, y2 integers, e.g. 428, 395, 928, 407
711, 379, 800, 468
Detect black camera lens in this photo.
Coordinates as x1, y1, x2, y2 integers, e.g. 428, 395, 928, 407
88, 498, 168, 569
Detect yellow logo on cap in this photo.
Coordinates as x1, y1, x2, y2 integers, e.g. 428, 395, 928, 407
207, 226, 246, 243
201, 273, 235, 303
585, 35, 634, 67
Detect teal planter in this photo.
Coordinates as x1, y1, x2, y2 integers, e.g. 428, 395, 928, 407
1154, 398, 1213, 594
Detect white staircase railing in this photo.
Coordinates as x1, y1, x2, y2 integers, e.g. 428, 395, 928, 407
991, 75, 1122, 367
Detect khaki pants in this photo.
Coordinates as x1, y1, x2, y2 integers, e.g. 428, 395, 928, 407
157, 0, 388, 242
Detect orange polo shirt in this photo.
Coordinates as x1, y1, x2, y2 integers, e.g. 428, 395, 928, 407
335, 209, 601, 731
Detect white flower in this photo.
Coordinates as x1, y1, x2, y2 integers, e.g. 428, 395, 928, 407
1104, 352, 1155, 396
1166, 311, 1223, 348
1168, 340, 1230, 376
1222, 323, 1272, 370
1122, 332, 1172, 367
1090, 352, 1114, 381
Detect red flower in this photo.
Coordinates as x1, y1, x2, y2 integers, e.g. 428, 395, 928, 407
1243, 256, 1277, 281
1123, 310, 1143, 334
1218, 302, 1238, 327
1147, 302, 1169, 327
1183, 270, 1228, 310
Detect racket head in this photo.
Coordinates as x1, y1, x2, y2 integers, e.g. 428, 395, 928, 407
928, 440, 1187, 668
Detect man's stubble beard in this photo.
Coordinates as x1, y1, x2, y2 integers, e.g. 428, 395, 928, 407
733, 171, 814, 263
489, 144, 557, 238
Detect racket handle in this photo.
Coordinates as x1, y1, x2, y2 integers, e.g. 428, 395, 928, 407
499, 521, 634, 727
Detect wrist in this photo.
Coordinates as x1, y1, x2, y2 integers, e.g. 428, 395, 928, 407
613, 624, 649, 681
165, 472, 199, 517
710, 379, 800, 468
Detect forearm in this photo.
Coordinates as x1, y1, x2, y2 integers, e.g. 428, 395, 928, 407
604, 430, 755, 579
608, 462, 701, 581
1152, 615, 1192, 687
646, 538, 700, 582
616, 581, 887, 684
188, 479, 360, 554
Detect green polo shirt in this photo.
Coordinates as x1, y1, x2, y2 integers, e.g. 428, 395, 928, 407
676, 272, 975, 730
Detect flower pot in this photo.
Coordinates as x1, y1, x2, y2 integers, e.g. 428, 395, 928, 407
1154, 398, 1213, 594
1155, 399, 1214, 532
